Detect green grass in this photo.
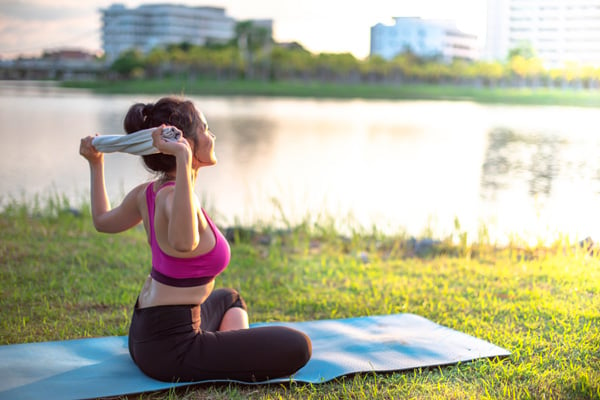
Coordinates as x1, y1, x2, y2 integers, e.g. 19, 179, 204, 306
1, 196, 599, 399
62, 78, 600, 108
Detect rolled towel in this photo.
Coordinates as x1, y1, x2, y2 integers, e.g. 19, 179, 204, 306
92, 126, 182, 156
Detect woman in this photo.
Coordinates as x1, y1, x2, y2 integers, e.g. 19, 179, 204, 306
79, 96, 311, 382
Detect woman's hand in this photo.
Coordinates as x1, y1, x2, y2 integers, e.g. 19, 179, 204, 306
152, 125, 191, 159
79, 135, 103, 165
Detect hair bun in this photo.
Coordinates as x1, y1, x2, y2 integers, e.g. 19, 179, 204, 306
142, 104, 154, 117
124, 102, 148, 133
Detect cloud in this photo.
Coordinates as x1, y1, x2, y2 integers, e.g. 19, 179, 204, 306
0, 11, 100, 56
0, 0, 90, 21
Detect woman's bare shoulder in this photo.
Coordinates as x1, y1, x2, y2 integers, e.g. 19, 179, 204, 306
129, 181, 153, 199
122, 181, 153, 211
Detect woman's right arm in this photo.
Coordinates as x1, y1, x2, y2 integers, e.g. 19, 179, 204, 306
150, 127, 201, 252
80, 136, 142, 233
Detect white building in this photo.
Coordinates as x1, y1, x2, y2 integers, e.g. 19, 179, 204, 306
370, 17, 479, 62
101, 4, 237, 62
485, 0, 600, 67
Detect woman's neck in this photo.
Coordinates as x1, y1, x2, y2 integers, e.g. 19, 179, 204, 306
162, 169, 197, 185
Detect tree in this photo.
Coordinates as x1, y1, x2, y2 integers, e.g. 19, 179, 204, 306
361, 55, 388, 82
110, 49, 145, 78
388, 52, 419, 82
563, 61, 582, 88
235, 20, 273, 79
205, 46, 243, 80
146, 48, 169, 78
507, 41, 536, 61
506, 41, 545, 86
326, 52, 360, 83
472, 61, 505, 87
270, 45, 313, 81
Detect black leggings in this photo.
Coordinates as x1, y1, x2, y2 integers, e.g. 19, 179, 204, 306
128, 288, 312, 382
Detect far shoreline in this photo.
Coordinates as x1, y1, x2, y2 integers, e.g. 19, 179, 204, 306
60, 78, 600, 108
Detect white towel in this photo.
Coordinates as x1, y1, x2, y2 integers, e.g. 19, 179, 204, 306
92, 126, 182, 156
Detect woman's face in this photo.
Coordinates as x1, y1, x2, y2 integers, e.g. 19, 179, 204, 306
191, 111, 217, 168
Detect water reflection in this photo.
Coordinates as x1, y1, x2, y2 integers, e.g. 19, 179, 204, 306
217, 116, 276, 165
481, 127, 563, 199
2, 81, 600, 243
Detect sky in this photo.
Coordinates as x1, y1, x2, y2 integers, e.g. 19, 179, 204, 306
0, 0, 487, 60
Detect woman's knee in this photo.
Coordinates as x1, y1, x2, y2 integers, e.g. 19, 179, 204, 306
279, 327, 312, 369
212, 287, 247, 311
296, 329, 312, 366
219, 306, 249, 331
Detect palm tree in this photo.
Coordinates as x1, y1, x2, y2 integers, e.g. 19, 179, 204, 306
235, 21, 273, 79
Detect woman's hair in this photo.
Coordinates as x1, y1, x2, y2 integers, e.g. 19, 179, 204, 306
124, 97, 201, 176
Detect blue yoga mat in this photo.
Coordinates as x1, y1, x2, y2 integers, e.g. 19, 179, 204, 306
0, 313, 510, 400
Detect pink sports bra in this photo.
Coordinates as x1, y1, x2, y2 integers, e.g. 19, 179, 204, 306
146, 181, 230, 287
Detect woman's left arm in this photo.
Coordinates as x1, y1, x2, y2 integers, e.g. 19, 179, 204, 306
91, 184, 144, 233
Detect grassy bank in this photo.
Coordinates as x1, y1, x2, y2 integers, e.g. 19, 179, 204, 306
62, 78, 600, 107
1, 198, 599, 399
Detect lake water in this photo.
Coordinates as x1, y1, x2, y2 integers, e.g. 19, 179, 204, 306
1, 80, 599, 244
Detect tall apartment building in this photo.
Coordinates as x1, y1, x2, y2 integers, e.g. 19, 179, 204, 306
485, 0, 600, 67
101, 4, 236, 62
370, 17, 479, 62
